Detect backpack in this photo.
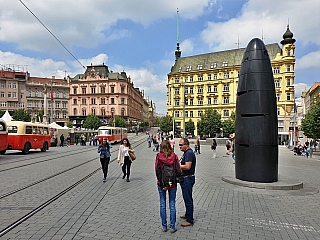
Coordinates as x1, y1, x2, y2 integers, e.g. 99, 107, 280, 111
156, 154, 181, 189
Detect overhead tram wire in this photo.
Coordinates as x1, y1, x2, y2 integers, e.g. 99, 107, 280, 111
18, 0, 85, 69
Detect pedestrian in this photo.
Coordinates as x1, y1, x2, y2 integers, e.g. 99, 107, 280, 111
169, 137, 175, 151
178, 138, 196, 227
310, 140, 315, 158
155, 140, 181, 233
147, 135, 152, 148
89, 134, 93, 146
98, 138, 112, 182
231, 138, 235, 163
75, 134, 79, 145
195, 136, 201, 154
211, 139, 217, 158
94, 134, 98, 146
60, 134, 65, 147
117, 138, 134, 182
226, 138, 232, 155
66, 134, 71, 147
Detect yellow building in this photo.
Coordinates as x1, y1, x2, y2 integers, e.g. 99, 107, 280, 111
167, 25, 296, 142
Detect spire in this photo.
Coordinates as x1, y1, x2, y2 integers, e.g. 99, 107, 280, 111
175, 8, 181, 61
281, 24, 296, 45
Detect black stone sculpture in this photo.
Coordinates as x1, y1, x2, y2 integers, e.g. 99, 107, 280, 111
235, 38, 278, 183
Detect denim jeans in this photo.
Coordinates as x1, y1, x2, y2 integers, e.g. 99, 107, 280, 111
180, 176, 195, 224
157, 186, 177, 229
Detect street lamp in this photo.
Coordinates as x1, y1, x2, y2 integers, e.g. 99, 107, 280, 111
111, 108, 115, 127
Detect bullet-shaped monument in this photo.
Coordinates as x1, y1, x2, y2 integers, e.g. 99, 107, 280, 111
235, 38, 278, 183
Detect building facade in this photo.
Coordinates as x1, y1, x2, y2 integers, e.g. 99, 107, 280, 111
69, 64, 144, 128
167, 25, 296, 142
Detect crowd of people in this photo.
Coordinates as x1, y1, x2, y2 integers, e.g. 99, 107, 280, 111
293, 139, 318, 158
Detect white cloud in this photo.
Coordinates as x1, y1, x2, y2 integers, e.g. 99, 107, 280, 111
294, 82, 310, 98
296, 51, 320, 69
180, 39, 194, 54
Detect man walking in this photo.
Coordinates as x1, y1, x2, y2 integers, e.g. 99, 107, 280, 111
178, 138, 196, 227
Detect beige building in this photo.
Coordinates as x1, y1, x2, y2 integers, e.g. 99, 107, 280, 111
167, 25, 296, 143
69, 64, 145, 128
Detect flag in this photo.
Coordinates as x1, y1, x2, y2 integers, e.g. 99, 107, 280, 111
294, 100, 297, 113
50, 88, 53, 101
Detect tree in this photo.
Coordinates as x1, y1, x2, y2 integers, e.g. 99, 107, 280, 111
302, 99, 320, 139
83, 114, 101, 129
155, 116, 161, 126
160, 115, 173, 134
0, 110, 5, 118
37, 110, 44, 122
114, 116, 126, 127
197, 109, 222, 137
185, 119, 195, 136
66, 121, 74, 128
12, 109, 31, 122
222, 119, 235, 136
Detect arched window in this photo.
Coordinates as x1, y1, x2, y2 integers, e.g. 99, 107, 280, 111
73, 108, 77, 116
121, 108, 125, 116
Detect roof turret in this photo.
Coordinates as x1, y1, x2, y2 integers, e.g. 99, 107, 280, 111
281, 25, 296, 45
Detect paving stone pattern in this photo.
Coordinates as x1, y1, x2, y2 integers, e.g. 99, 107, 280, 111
2, 139, 320, 240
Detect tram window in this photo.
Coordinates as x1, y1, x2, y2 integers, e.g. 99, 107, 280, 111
44, 128, 48, 135
26, 126, 32, 134
32, 127, 37, 134
0, 122, 5, 131
38, 127, 44, 134
8, 126, 18, 133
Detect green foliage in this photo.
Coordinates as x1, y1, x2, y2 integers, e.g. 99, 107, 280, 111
83, 114, 102, 129
0, 110, 5, 118
37, 110, 44, 122
185, 119, 195, 135
160, 115, 173, 134
222, 119, 235, 136
12, 109, 31, 122
66, 121, 74, 128
114, 116, 126, 127
155, 116, 161, 126
302, 99, 320, 139
197, 109, 222, 137
140, 121, 150, 127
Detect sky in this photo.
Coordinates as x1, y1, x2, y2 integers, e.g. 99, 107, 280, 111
1, 0, 319, 115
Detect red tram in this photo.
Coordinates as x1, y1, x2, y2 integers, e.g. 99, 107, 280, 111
0, 119, 8, 154
97, 126, 127, 144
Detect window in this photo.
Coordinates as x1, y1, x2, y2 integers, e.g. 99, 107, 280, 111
190, 76, 193, 82
21, 93, 24, 99
189, 87, 193, 94
184, 88, 188, 94
211, 62, 217, 68
82, 98, 86, 105
223, 97, 229, 104
213, 98, 217, 104
26, 126, 32, 134
198, 75, 203, 81
213, 85, 217, 92
35, 101, 39, 107
82, 109, 86, 116
73, 99, 77, 105
13, 83, 17, 89
213, 73, 218, 80
190, 111, 193, 117
28, 102, 32, 107
286, 78, 291, 86
208, 74, 212, 80
208, 98, 212, 104
111, 98, 115, 104
198, 86, 203, 94
82, 88, 86, 94
276, 94, 280, 102
222, 61, 228, 67
91, 87, 96, 94
20, 84, 24, 90
101, 108, 106, 116
178, 67, 182, 72
63, 113, 67, 119
92, 108, 96, 115
223, 84, 229, 91
73, 88, 77, 94
275, 80, 280, 88
198, 111, 203, 117
175, 77, 180, 83
101, 98, 105, 104
121, 87, 125, 93
63, 93, 67, 98
287, 50, 290, 56
74, 108, 77, 115
208, 85, 212, 92
56, 92, 60, 98
101, 87, 105, 93
111, 87, 115, 93
198, 99, 203, 105
28, 91, 32, 97
273, 67, 280, 74
185, 76, 188, 82
287, 65, 291, 72
0, 83, 4, 88
190, 99, 194, 105
174, 111, 180, 117
185, 111, 188, 117
0, 92, 4, 98
186, 65, 192, 71
8, 83, 12, 88
35, 91, 38, 97
175, 100, 180, 106
277, 108, 280, 116
13, 92, 17, 98
175, 88, 180, 95
56, 102, 60, 108
224, 72, 229, 79
91, 98, 96, 105
286, 93, 291, 101
197, 64, 203, 70
62, 102, 67, 108
121, 98, 125, 104
223, 110, 229, 117
8, 92, 12, 98
1, 102, 6, 107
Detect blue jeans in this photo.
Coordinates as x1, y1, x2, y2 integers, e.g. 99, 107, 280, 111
180, 176, 195, 224
157, 186, 177, 229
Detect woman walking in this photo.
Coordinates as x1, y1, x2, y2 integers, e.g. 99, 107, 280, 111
117, 138, 134, 182
155, 140, 181, 233
98, 138, 112, 182
211, 139, 217, 158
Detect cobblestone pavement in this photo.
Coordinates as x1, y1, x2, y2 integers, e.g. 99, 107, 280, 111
2, 140, 320, 240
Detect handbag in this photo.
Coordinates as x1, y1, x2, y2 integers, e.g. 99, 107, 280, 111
128, 151, 136, 161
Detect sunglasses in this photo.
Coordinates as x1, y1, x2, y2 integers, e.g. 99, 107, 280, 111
179, 144, 185, 146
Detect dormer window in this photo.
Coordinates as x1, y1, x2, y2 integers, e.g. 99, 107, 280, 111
175, 77, 180, 83
197, 64, 203, 70
210, 62, 217, 68
186, 65, 192, 71
222, 61, 228, 67
178, 67, 182, 72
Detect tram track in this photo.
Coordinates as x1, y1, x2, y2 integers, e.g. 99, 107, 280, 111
0, 135, 148, 237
